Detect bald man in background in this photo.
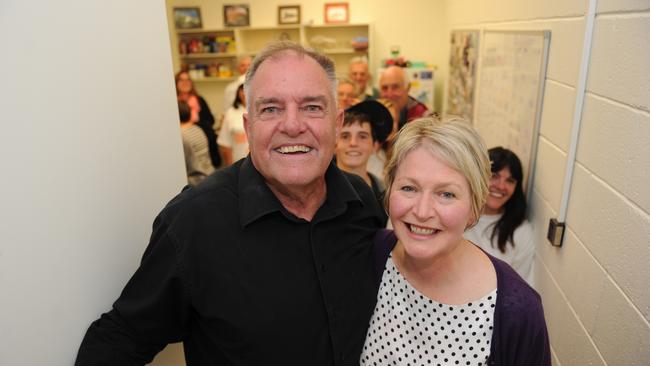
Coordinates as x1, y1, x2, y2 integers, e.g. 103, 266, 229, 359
379, 65, 427, 129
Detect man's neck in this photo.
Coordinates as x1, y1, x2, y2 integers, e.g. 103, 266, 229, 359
267, 180, 327, 222
180, 121, 194, 129
338, 164, 371, 186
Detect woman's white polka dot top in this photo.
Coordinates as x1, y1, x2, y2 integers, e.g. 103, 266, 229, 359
361, 257, 497, 366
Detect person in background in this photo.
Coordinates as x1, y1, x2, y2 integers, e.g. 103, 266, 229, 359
365, 117, 550, 365
379, 65, 428, 129
337, 77, 360, 111
336, 100, 393, 225
366, 98, 399, 183
464, 146, 535, 284
178, 101, 215, 186
348, 56, 379, 101
175, 70, 221, 168
75, 41, 384, 366
217, 83, 248, 165
222, 55, 252, 115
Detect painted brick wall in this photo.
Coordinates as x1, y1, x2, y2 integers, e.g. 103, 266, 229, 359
445, 0, 650, 364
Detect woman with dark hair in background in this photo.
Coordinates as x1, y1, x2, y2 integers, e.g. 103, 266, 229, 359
217, 83, 248, 166
175, 70, 221, 168
464, 146, 534, 284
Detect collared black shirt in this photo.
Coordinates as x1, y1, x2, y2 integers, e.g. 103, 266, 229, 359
76, 157, 384, 366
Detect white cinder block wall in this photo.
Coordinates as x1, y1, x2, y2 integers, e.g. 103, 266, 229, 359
445, 0, 650, 365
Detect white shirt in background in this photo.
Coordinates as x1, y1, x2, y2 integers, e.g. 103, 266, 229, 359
464, 213, 535, 286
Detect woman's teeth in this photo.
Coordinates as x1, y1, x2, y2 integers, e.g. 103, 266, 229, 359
409, 224, 435, 235
489, 191, 504, 198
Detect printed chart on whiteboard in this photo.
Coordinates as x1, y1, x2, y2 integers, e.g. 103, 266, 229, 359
474, 30, 550, 193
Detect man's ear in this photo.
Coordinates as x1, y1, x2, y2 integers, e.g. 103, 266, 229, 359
373, 141, 381, 152
335, 109, 344, 135
243, 112, 250, 138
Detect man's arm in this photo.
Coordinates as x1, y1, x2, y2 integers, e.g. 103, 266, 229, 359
75, 217, 191, 365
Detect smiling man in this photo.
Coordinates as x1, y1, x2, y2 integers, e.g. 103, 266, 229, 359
75, 42, 384, 366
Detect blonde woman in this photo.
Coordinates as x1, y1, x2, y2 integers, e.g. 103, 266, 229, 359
364, 117, 550, 365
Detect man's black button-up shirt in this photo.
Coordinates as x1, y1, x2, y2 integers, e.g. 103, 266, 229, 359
76, 157, 384, 365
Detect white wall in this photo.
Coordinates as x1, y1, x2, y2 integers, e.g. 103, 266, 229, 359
0, 1, 187, 365
445, 0, 650, 365
166, 0, 447, 118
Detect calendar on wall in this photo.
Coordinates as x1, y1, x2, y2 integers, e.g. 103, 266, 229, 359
474, 30, 551, 196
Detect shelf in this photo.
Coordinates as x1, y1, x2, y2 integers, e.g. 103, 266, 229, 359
320, 48, 368, 55
180, 52, 237, 59
177, 28, 234, 35
193, 77, 237, 83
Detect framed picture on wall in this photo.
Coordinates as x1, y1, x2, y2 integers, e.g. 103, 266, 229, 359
278, 5, 301, 25
173, 7, 202, 29
324, 3, 349, 24
224, 4, 250, 27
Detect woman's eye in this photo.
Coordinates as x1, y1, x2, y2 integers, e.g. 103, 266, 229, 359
441, 192, 456, 199
400, 185, 415, 192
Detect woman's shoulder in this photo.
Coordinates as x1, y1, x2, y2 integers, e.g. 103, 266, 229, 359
490, 254, 543, 312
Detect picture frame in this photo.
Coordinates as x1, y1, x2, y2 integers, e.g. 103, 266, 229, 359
173, 7, 202, 29
324, 3, 349, 24
278, 5, 301, 25
223, 4, 250, 27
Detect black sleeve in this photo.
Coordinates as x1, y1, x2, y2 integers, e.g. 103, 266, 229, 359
197, 96, 221, 168
75, 216, 191, 366
197, 96, 215, 127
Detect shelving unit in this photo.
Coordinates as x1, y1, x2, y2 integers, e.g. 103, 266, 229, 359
174, 24, 372, 81
176, 29, 237, 81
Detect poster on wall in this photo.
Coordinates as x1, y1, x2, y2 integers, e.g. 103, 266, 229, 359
445, 30, 479, 122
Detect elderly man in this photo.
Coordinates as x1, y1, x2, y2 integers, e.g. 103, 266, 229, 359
379, 65, 428, 129
348, 56, 379, 101
222, 55, 252, 112
75, 42, 384, 365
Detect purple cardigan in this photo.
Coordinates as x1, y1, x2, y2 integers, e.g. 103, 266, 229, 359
372, 229, 551, 366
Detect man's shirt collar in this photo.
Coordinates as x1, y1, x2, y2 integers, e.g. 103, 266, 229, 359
238, 156, 362, 227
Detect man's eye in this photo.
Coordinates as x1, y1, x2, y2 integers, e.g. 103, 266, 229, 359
260, 106, 279, 114
303, 105, 323, 112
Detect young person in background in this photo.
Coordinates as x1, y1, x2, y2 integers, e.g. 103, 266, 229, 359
464, 146, 535, 284
336, 100, 393, 225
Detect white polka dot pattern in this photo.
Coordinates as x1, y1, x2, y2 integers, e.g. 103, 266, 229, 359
361, 257, 497, 366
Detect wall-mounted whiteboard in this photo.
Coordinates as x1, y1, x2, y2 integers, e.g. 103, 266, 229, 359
474, 30, 550, 195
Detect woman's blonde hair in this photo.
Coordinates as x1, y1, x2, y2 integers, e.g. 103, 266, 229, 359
384, 116, 491, 228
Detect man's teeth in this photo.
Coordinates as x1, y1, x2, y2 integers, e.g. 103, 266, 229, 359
489, 191, 504, 198
277, 145, 312, 153
409, 225, 435, 235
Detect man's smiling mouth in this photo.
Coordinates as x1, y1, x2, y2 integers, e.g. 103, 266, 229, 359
276, 145, 312, 154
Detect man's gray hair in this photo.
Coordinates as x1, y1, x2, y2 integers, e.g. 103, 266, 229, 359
349, 55, 369, 65
244, 41, 338, 115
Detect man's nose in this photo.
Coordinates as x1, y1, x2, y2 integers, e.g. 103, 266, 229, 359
279, 105, 306, 136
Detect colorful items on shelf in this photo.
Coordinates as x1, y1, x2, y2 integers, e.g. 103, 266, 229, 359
186, 62, 233, 79
350, 36, 368, 51
179, 35, 236, 55
382, 45, 411, 67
